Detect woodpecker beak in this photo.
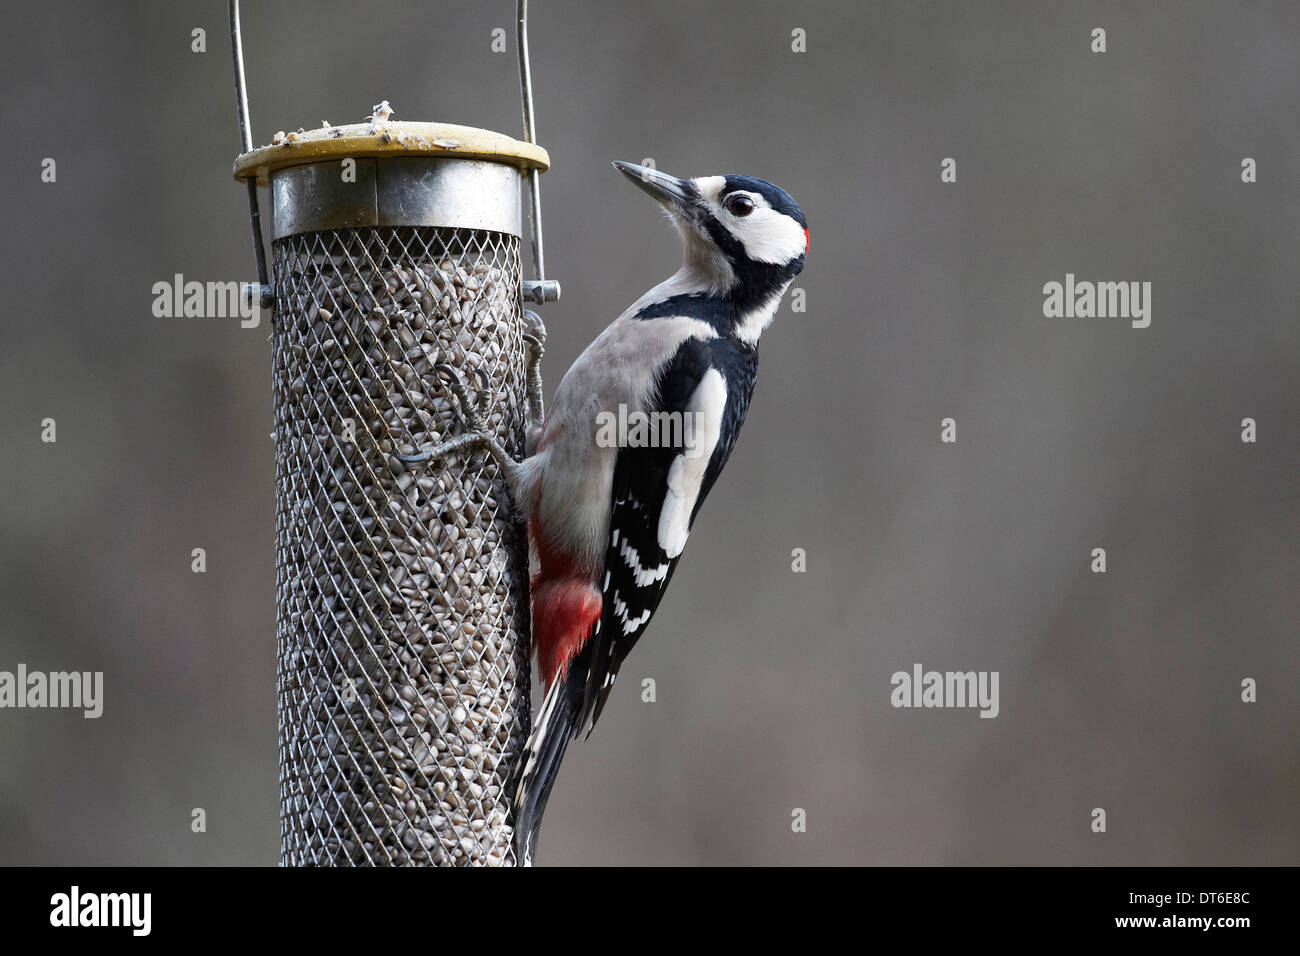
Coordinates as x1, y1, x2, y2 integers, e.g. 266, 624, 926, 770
613, 161, 699, 216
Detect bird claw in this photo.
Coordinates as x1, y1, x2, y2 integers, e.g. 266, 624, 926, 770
522, 331, 545, 357
522, 312, 547, 369
433, 364, 494, 431
521, 310, 547, 437
521, 309, 548, 348
395, 362, 525, 494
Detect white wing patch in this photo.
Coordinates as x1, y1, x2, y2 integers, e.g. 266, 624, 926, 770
657, 368, 726, 559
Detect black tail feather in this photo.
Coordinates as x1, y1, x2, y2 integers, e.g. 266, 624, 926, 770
513, 664, 586, 865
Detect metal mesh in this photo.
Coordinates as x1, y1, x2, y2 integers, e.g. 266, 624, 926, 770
272, 225, 531, 866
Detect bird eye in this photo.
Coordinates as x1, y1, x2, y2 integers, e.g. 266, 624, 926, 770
724, 194, 755, 217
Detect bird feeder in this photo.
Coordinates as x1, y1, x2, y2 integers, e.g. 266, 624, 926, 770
233, 119, 549, 866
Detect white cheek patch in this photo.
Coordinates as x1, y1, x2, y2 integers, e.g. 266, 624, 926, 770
736, 207, 807, 264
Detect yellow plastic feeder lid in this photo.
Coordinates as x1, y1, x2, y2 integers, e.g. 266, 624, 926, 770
233, 120, 550, 186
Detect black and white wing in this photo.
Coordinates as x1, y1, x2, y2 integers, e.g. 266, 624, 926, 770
577, 337, 758, 733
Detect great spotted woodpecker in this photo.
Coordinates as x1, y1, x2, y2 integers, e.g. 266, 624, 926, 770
414, 161, 808, 863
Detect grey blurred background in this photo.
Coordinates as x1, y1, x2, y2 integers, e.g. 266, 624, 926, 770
1, 1, 1296, 865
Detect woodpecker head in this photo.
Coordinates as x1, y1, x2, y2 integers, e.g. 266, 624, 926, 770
613, 161, 808, 314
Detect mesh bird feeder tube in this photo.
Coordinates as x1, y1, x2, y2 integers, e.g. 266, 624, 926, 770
234, 125, 550, 866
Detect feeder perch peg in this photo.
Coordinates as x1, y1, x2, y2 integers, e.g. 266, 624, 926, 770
522, 279, 561, 304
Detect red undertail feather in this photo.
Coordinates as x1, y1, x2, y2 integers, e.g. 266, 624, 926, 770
528, 481, 602, 689
530, 571, 602, 689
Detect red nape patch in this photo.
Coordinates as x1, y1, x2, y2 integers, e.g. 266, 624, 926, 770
803, 228, 811, 254
530, 574, 603, 689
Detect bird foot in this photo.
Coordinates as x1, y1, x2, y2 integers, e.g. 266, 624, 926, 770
394, 365, 523, 492
522, 310, 547, 450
